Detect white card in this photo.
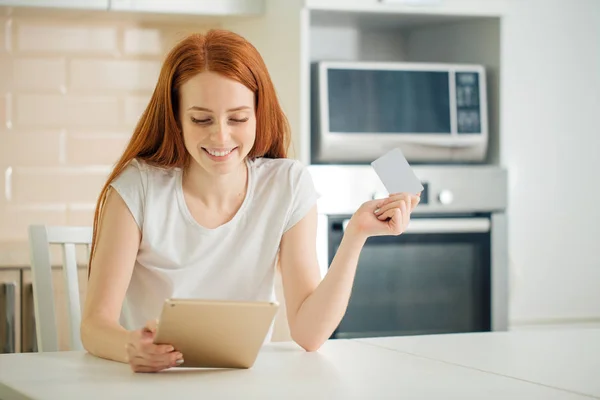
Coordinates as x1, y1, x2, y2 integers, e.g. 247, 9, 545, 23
371, 148, 424, 195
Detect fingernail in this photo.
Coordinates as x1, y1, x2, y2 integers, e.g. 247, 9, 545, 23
374, 208, 380, 214
168, 346, 174, 352
176, 359, 184, 365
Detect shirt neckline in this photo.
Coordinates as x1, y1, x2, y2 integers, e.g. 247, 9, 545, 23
176, 158, 255, 235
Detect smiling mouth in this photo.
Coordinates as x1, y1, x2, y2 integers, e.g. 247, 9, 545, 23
202, 147, 237, 157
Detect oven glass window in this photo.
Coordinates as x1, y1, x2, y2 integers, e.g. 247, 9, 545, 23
327, 69, 451, 134
329, 229, 490, 339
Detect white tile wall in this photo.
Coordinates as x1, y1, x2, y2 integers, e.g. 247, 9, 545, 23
0, 12, 216, 241
16, 94, 120, 127
11, 167, 111, 204
17, 25, 118, 54
0, 59, 11, 92
66, 133, 129, 165
13, 57, 66, 91
70, 59, 161, 91
0, 18, 10, 53
0, 205, 67, 242
124, 95, 151, 125
0, 132, 62, 166
0, 94, 7, 129
123, 28, 162, 55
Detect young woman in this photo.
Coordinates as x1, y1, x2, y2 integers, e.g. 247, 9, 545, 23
81, 29, 420, 373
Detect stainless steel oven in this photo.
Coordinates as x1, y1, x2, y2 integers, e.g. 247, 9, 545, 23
308, 164, 508, 339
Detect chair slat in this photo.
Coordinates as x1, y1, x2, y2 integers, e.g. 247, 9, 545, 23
62, 243, 83, 351
46, 226, 92, 245
28, 225, 59, 352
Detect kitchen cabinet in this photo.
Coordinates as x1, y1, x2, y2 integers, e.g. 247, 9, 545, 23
0, 0, 109, 10
304, 0, 508, 16
108, 0, 265, 16
0, 0, 265, 16
21, 267, 88, 353
0, 270, 20, 354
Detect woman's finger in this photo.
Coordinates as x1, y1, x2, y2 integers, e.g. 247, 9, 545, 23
375, 200, 403, 217
133, 351, 174, 369
377, 207, 395, 220
378, 207, 403, 234
143, 343, 175, 355
377, 198, 413, 218
410, 195, 420, 212
389, 208, 403, 234
400, 199, 409, 231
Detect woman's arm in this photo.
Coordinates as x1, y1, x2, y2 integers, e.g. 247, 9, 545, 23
279, 193, 419, 351
80, 188, 140, 363
278, 205, 365, 351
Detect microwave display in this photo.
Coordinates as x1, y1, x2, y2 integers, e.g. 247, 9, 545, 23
327, 69, 451, 134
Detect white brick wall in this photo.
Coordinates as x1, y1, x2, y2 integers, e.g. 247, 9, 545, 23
17, 25, 118, 54
0, 12, 216, 241
70, 60, 161, 91
13, 57, 66, 91
123, 28, 163, 55
16, 95, 120, 127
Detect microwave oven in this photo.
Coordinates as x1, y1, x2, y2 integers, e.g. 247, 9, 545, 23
310, 61, 489, 164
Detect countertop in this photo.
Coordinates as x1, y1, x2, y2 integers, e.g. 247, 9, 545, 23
0, 329, 598, 399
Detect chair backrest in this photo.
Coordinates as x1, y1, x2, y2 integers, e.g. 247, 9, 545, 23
27, 225, 92, 352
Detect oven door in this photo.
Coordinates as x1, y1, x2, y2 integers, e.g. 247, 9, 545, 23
328, 215, 491, 339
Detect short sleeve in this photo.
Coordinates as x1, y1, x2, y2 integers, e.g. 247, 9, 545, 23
109, 159, 146, 230
284, 161, 319, 233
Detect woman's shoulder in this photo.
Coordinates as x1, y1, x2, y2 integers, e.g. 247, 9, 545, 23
249, 157, 316, 199
113, 158, 179, 190
249, 157, 307, 180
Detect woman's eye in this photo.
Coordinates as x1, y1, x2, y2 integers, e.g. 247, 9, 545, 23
230, 117, 249, 123
191, 117, 211, 124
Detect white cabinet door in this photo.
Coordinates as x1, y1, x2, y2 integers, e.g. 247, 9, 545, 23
109, 0, 264, 16
0, 0, 108, 10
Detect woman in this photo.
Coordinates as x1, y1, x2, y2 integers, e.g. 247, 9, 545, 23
81, 29, 420, 373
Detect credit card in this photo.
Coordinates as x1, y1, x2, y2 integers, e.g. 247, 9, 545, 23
371, 148, 424, 195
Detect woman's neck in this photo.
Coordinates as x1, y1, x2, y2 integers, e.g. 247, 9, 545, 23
182, 160, 248, 212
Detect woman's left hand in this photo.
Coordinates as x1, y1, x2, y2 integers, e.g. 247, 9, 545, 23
346, 192, 421, 239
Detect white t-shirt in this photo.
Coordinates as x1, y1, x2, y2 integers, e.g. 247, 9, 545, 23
110, 157, 318, 341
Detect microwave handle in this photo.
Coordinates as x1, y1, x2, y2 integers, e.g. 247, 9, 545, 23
342, 218, 490, 234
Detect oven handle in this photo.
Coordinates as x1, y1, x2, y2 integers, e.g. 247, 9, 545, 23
342, 218, 490, 234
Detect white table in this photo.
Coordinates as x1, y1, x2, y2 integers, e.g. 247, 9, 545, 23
360, 328, 600, 399
0, 332, 597, 399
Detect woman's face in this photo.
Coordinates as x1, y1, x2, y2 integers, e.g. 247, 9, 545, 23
178, 71, 256, 175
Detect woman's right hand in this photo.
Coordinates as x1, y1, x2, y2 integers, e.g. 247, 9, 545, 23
126, 320, 183, 372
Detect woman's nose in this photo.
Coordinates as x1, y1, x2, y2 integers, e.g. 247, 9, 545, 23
211, 123, 231, 142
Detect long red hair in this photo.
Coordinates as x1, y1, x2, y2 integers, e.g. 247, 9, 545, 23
89, 29, 290, 271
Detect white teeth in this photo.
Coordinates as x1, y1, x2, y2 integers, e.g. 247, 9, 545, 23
205, 148, 233, 157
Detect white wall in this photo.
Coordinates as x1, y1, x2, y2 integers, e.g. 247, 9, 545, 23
501, 0, 600, 326
222, 0, 304, 160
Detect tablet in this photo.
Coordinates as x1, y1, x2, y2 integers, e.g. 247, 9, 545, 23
153, 298, 279, 369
